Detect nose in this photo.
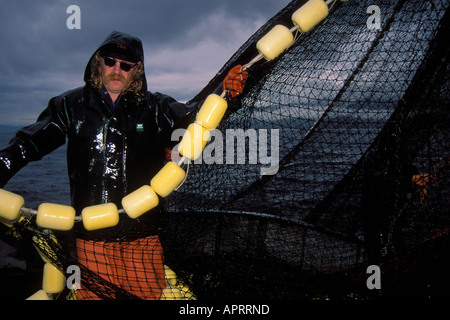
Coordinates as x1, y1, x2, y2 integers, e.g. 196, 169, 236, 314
111, 62, 122, 73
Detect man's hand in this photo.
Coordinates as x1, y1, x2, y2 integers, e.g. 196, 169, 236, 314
222, 65, 249, 98
412, 173, 436, 207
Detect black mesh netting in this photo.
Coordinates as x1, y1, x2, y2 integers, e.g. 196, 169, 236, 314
159, 0, 450, 299
3, 0, 450, 300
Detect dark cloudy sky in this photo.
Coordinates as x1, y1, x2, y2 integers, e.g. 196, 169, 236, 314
0, 0, 291, 126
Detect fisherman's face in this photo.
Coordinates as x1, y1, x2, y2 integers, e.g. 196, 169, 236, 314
100, 56, 137, 95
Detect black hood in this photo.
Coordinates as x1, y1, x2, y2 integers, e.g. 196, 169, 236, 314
83, 31, 147, 91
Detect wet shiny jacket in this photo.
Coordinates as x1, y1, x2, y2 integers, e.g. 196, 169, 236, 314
0, 31, 200, 240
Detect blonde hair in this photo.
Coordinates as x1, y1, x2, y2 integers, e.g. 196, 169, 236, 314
89, 52, 145, 102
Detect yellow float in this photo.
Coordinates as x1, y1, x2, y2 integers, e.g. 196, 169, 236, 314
292, 0, 329, 33
121, 185, 159, 219
81, 203, 119, 231
36, 203, 76, 231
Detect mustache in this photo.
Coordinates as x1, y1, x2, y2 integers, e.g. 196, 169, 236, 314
104, 74, 127, 84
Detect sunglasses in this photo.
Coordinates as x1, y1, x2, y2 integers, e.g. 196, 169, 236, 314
103, 56, 136, 72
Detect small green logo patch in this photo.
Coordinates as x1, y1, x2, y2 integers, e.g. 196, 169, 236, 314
136, 123, 144, 132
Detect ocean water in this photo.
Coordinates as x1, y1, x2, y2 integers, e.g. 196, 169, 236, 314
0, 132, 71, 209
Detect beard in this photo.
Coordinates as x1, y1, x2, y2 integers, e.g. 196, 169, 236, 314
103, 74, 130, 93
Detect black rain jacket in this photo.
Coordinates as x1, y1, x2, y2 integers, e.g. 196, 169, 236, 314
0, 31, 200, 241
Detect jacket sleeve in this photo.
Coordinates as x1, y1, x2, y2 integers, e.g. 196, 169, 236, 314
0, 95, 69, 187
157, 92, 199, 126
147, 92, 200, 147
151, 81, 226, 132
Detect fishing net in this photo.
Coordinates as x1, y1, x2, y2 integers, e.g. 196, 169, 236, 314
1, 0, 449, 300
161, 0, 450, 299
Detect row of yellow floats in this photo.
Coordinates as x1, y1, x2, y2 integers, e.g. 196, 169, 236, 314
0, 0, 337, 300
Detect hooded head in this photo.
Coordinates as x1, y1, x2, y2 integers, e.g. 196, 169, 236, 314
84, 31, 147, 99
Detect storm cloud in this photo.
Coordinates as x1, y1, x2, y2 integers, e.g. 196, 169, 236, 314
0, 0, 291, 126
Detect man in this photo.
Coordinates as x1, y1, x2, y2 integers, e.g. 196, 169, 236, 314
0, 31, 248, 299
